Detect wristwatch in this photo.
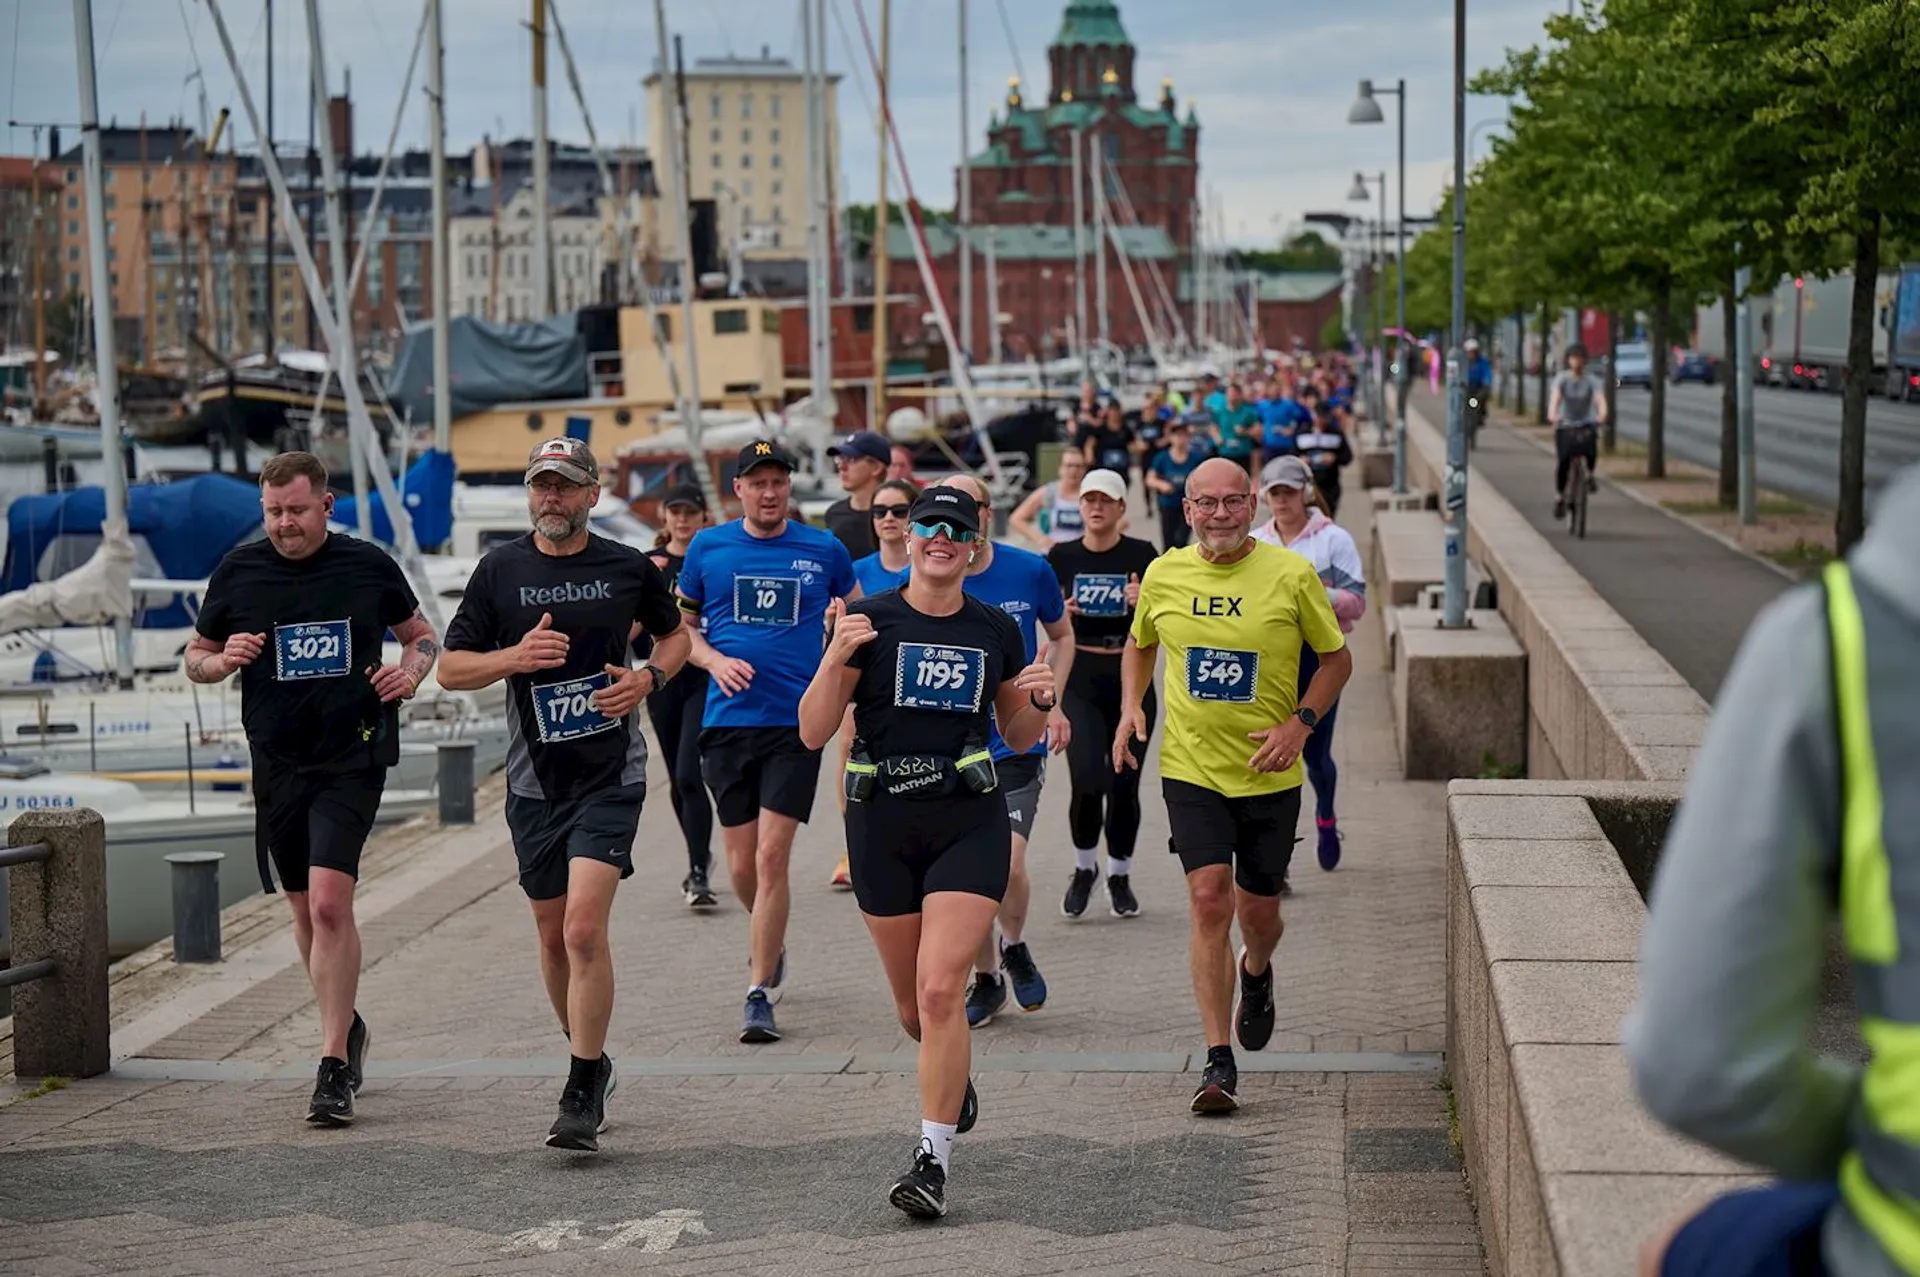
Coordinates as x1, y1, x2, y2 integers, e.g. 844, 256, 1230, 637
643, 663, 669, 693
1295, 706, 1319, 730
1030, 691, 1057, 712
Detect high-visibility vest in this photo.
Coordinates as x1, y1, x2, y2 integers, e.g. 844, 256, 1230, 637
1827, 559, 1920, 1274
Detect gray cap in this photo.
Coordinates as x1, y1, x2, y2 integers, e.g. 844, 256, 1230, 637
526, 437, 599, 486
1260, 454, 1315, 491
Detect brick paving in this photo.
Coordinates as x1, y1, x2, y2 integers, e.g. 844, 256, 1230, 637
0, 502, 1485, 1275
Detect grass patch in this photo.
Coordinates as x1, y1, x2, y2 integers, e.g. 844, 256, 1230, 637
1438, 1077, 1464, 1158
1764, 538, 1836, 576
4, 1075, 69, 1107
1476, 754, 1525, 780
1664, 497, 1809, 518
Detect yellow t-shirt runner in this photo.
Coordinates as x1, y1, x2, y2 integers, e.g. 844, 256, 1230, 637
1129, 540, 1347, 797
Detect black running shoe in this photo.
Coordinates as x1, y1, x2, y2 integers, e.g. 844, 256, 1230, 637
1000, 942, 1047, 1011
888, 1143, 949, 1219
965, 973, 1007, 1028
957, 1077, 978, 1135
546, 1086, 598, 1151
306, 1057, 355, 1126
1236, 948, 1276, 1052
683, 867, 717, 909
345, 1012, 370, 1095
1061, 867, 1097, 918
1190, 1053, 1239, 1115
1108, 874, 1141, 919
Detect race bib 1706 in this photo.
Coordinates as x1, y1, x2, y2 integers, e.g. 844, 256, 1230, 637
274, 619, 351, 681
894, 643, 987, 713
1185, 646, 1258, 703
1072, 573, 1129, 618
530, 672, 619, 743
733, 576, 801, 626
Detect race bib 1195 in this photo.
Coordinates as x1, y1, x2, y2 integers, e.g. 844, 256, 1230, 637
1072, 573, 1129, 618
274, 619, 351, 681
1185, 646, 1258, 703
894, 643, 987, 713
733, 576, 800, 626
530, 672, 619, 743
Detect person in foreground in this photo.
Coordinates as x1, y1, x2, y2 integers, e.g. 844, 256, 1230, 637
1116, 457, 1351, 1114
1628, 464, 1920, 1277
799, 486, 1058, 1220
187, 451, 441, 1126
439, 438, 689, 1152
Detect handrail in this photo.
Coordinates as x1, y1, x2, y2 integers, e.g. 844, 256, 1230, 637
0, 959, 55, 990
0, 842, 51, 870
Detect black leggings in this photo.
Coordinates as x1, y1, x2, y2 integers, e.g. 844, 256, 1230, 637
1157, 502, 1190, 551
1554, 426, 1598, 497
1063, 651, 1158, 862
645, 668, 713, 874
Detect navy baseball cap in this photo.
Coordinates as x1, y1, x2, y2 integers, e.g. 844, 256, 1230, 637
829, 431, 892, 465
736, 439, 796, 476
908, 486, 982, 536
661, 482, 708, 510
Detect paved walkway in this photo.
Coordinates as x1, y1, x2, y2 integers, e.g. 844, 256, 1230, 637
1410, 387, 1789, 701
0, 506, 1484, 1276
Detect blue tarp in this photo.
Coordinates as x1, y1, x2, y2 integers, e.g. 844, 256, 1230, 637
384, 314, 588, 423
331, 448, 456, 550
1, 474, 263, 628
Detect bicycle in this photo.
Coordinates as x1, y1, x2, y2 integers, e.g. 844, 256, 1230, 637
1560, 424, 1597, 539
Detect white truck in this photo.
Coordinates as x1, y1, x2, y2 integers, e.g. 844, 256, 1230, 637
1696, 271, 1900, 393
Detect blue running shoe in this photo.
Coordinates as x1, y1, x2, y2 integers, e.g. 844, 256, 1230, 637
965, 973, 1007, 1028
740, 989, 780, 1043
1316, 818, 1342, 871
1000, 941, 1047, 1011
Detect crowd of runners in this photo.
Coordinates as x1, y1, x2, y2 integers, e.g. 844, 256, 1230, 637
185, 355, 1368, 1221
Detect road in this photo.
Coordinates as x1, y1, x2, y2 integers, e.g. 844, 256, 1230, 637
1602, 381, 1920, 510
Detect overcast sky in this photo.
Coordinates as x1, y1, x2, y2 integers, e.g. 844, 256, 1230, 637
3, 0, 1563, 248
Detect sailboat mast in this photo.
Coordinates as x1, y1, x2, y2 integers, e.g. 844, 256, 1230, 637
1093, 131, 1107, 355
265, 0, 275, 358
868, 0, 891, 432
1071, 125, 1086, 383
70, 0, 136, 688
957, 0, 970, 364
531, 0, 553, 320
427, 0, 452, 456
802, 0, 830, 443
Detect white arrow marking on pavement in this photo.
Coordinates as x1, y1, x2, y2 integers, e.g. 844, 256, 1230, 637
598, 1208, 712, 1252
503, 1220, 588, 1253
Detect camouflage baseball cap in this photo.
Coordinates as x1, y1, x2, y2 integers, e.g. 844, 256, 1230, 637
526, 437, 599, 486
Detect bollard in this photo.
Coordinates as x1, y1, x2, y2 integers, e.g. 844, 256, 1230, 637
437, 739, 477, 825
164, 851, 224, 963
8, 809, 110, 1079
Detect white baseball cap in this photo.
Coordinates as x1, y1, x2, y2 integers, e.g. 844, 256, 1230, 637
1081, 469, 1129, 502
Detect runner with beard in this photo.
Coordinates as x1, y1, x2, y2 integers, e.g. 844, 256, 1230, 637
439, 438, 689, 1151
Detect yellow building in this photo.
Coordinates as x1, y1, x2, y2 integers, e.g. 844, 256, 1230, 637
448, 296, 787, 477
643, 49, 840, 260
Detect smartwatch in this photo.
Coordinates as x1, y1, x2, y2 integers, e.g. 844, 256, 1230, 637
1295, 705, 1319, 730
643, 663, 670, 693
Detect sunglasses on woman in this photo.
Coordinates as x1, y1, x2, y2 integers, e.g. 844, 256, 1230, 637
872, 503, 912, 520
910, 520, 979, 543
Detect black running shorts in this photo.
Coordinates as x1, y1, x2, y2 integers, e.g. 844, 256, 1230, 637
505, 782, 646, 901
997, 753, 1046, 842
253, 757, 387, 894
699, 725, 822, 828
846, 792, 1012, 917
1163, 778, 1303, 897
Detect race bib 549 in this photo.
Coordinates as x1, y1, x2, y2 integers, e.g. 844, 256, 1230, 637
1185, 646, 1258, 703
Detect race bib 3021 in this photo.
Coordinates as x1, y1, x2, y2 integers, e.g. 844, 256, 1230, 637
1185, 646, 1258, 703
530, 671, 619, 743
274, 619, 351, 681
894, 643, 987, 713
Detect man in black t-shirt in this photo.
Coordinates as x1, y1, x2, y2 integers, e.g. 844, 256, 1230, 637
824, 430, 891, 557
187, 451, 441, 1128
439, 437, 688, 1154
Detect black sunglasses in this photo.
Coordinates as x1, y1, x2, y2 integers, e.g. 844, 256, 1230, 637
872, 503, 912, 519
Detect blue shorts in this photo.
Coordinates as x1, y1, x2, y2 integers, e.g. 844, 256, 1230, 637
1661, 1182, 1837, 1277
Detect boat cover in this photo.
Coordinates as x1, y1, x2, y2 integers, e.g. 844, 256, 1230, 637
330, 448, 456, 550
384, 314, 588, 423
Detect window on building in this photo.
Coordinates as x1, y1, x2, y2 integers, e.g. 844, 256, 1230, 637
711, 153, 722, 170
771, 230, 782, 247
741, 95, 753, 118
67, 272, 79, 290
67, 220, 78, 236
771, 180, 782, 197
770, 128, 780, 145
741, 154, 752, 169
742, 179, 753, 197
710, 127, 721, 144
712, 307, 748, 334
771, 95, 781, 119
107, 247, 116, 261
853, 304, 872, 333
105, 221, 115, 237
65, 168, 77, 184
770, 154, 781, 169
742, 205, 754, 224
710, 93, 722, 117
66, 195, 77, 210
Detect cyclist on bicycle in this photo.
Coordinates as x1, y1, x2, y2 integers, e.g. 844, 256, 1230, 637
1548, 343, 1605, 520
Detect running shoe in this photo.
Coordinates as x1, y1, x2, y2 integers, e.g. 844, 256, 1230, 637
546, 1055, 613, 1152
1108, 874, 1141, 919
965, 973, 1007, 1028
306, 1057, 355, 1126
957, 1077, 979, 1135
1000, 942, 1048, 1011
740, 989, 781, 1043
1316, 818, 1342, 871
345, 1011, 370, 1094
1061, 867, 1097, 918
830, 854, 853, 890
748, 948, 789, 1005
1553, 498, 1568, 520
683, 866, 717, 908
1236, 948, 1276, 1052
888, 1142, 949, 1219
1190, 1052, 1240, 1115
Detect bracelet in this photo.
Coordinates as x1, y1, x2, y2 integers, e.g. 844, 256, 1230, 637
1030, 692, 1056, 713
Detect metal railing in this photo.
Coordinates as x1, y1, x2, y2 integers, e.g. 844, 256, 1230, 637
0, 842, 54, 990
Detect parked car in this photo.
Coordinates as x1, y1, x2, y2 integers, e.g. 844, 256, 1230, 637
1671, 351, 1716, 385
1613, 341, 1653, 387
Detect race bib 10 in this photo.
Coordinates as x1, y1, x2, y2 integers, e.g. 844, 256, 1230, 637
894, 643, 987, 713
1072, 573, 1129, 618
1185, 646, 1258, 703
531, 672, 620, 743
733, 576, 801, 626
274, 619, 351, 681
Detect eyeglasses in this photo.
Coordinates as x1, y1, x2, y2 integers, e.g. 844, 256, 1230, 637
872, 503, 912, 520
911, 520, 979, 543
1185, 495, 1254, 515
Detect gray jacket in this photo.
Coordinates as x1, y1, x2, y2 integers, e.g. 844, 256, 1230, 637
1627, 465, 1920, 1275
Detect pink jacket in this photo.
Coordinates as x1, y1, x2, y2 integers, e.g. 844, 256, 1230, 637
1253, 509, 1368, 633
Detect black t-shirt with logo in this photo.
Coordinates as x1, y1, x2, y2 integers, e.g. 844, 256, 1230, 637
444, 532, 682, 802
195, 533, 420, 773
1047, 535, 1161, 647
845, 589, 1024, 761
825, 497, 877, 559
1083, 422, 1135, 473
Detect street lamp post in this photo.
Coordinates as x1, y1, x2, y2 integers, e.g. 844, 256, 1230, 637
1349, 76, 1408, 493
1440, 0, 1469, 629
1348, 170, 1387, 447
